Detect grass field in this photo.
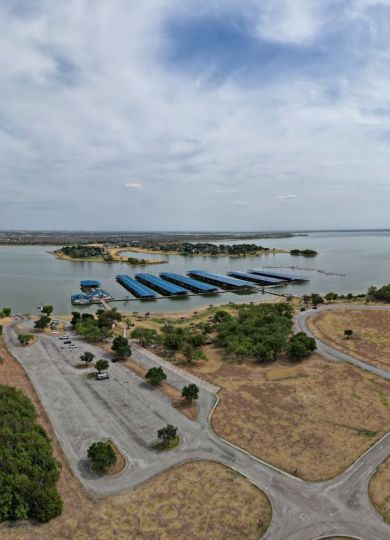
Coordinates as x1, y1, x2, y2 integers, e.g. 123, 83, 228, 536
185, 349, 390, 480
0, 336, 271, 539
369, 456, 390, 524
308, 308, 390, 371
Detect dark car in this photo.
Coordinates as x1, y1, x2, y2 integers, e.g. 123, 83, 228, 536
63, 340, 72, 344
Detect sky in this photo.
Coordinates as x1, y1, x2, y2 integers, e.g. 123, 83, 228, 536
1, 0, 390, 231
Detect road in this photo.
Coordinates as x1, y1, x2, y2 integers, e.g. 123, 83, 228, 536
4, 309, 390, 540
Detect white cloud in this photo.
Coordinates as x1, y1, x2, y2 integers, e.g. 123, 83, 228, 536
125, 183, 143, 189
0, 1, 390, 229
276, 194, 296, 202
255, 0, 324, 45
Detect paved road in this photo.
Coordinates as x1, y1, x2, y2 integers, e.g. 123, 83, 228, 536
4, 311, 390, 540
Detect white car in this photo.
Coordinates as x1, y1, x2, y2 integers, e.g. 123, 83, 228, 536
96, 372, 110, 380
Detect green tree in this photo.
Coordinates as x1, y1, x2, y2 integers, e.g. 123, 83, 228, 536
287, 332, 317, 361
0, 385, 62, 523
2, 307, 11, 317
34, 315, 51, 330
71, 311, 81, 326
131, 327, 157, 346
344, 329, 353, 339
182, 343, 207, 364
181, 383, 199, 402
0, 325, 3, 336
311, 293, 324, 306
161, 332, 182, 358
18, 334, 34, 346
145, 366, 167, 386
213, 310, 232, 323
186, 332, 206, 349
95, 359, 109, 373
41, 305, 53, 316
157, 424, 178, 444
79, 351, 95, 366
87, 441, 116, 471
112, 335, 131, 361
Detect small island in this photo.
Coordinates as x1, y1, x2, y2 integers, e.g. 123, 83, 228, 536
52, 245, 167, 266
126, 241, 287, 256
290, 249, 318, 257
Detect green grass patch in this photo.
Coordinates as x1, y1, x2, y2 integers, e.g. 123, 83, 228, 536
153, 436, 180, 451
357, 428, 378, 437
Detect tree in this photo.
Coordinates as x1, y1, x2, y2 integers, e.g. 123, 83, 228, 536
344, 329, 354, 339
160, 332, 182, 358
95, 359, 109, 373
79, 351, 95, 366
18, 334, 34, 346
131, 327, 157, 347
213, 310, 232, 323
0, 325, 2, 336
325, 292, 338, 302
287, 332, 317, 361
181, 383, 199, 402
112, 335, 131, 361
2, 307, 11, 317
186, 332, 206, 349
34, 315, 51, 330
71, 311, 81, 326
87, 441, 116, 471
145, 366, 167, 386
41, 305, 53, 316
157, 424, 178, 444
0, 385, 62, 523
182, 343, 207, 364
311, 293, 324, 306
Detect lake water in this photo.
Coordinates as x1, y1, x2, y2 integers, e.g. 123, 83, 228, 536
1, 230, 390, 315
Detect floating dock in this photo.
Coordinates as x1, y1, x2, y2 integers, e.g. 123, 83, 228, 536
116, 274, 157, 299
80, 280, 101, 290
135, 273, 189, 296
71, 288, 112, 305
187, 270, 253, 289
160, 272, 219, 293
227, 271, 285, 285
248, 269, 309, 282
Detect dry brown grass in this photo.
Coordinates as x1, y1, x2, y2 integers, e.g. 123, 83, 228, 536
308, 309, 390, 371
369, 456, 390, 524
0, 336, 272, 539
184, 348, 390, 481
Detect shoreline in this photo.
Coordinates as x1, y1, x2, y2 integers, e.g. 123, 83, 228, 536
49, 247, 167, 266
125, 246, 289, 256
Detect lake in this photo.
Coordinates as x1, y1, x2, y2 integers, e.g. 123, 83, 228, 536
1, 230, 390, 315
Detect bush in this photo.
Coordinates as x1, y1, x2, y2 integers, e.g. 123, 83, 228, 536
87, 441, 116, 471
145, 366, 167, 386
0, 385, 62, 522
287, 332, 317, 361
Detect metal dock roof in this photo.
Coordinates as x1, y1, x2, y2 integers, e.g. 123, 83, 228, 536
228, 271, 284, 285
80, 280, 100, 288
187, 270, 253, 289
116, 274, 157, 299
135, 273, 189, 295
248, 268, 309, 282
160, 272, 219, 293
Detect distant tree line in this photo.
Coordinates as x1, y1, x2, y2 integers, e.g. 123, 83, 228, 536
123, 241, 270, 256
0, 385, 62, 523
368, 284, 390, 303
56, 245, 108, 260
290, 249, 318, 257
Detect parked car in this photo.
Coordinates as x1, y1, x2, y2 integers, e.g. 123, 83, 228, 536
59, 335, 69, 340
63, 340, 72, 344
96, 372, 110, 380
69, 344, 77, 348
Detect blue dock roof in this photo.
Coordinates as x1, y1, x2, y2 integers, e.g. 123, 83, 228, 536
135, 273, 189, 295
228, 271, 284, 285
248, 269, 309, 282
160, 272, 218, 293
116, 275, 156, 299
187, 270, 252, 288
80, 280, 100, 288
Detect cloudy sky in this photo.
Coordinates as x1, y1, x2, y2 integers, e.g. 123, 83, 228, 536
1, 0, 390, 231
